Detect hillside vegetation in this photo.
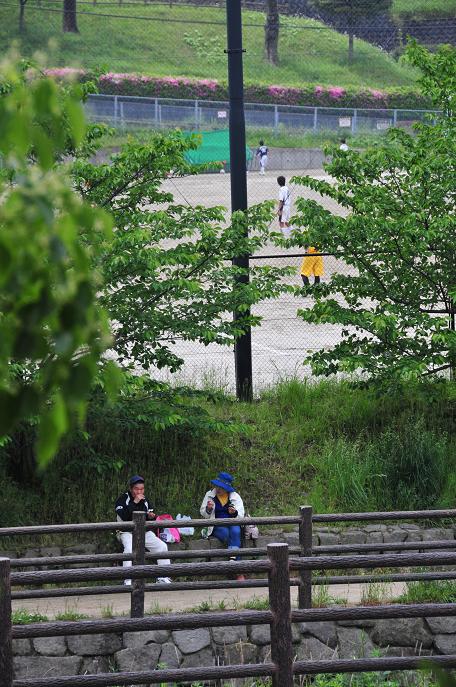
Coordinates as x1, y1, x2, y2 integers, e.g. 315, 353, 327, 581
0, 2, 417, 88
392, 0, 456, 19
1, 380, 454, 529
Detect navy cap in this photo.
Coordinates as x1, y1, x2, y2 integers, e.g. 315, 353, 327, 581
129, 475, 145, 486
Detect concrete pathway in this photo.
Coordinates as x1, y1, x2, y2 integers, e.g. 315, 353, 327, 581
12, 582, 406, 619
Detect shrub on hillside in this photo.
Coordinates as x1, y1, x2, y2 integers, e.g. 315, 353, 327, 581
310, 420, 450, 513
45, 68, 431, 111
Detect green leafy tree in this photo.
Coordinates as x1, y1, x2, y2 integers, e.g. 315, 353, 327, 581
291, 42, 456, 383
72, 134, 290, 374
1, 57, 290, 470
0, 58, 113, 463
310, 0, 392, 62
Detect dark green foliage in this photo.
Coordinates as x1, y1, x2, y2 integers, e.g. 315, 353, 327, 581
309, 419, 450, 513
311, 0, 392, 19
0, 58, 114, 464
1, 375, 241, 524
290, 43, 456, 383
1, 380, 453, 526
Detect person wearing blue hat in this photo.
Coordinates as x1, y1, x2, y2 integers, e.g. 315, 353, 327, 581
200, 471, 245, 580
115, 475, 171, 586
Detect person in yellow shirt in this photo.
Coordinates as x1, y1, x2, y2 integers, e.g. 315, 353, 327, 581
300, 246, 323, 286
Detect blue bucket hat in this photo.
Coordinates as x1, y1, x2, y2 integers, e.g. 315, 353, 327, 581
211, 471, 235, 493
129, 474, 145, 487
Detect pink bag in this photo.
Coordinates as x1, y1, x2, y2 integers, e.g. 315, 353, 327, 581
155, 514, 181, 543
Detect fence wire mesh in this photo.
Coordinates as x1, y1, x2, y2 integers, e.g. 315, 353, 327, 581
2, 0, 452, 390
144, 168, 351, 391
85, 94, 439, 136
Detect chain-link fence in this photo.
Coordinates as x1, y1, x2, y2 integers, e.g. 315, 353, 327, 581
86, 93, 439, 133
3, 0, 454, 79
3, 0, 455, 58
139, 244, 354, 392
145, 169, 349, 391
2, 0, 452, 390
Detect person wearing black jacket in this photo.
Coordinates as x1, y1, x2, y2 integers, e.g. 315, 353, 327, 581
115, 475, 171, 585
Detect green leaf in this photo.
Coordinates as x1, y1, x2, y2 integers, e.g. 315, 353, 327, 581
36, 394, 69, 467
66, 98, 85, 148
102, 361, 124, 403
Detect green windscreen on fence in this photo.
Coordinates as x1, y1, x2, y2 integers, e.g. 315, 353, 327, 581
184, 129, 252, 166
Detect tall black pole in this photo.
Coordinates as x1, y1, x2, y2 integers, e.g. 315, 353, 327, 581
226, 0, 253, 401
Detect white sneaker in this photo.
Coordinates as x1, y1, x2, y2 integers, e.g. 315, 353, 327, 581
157, 577, 172, 584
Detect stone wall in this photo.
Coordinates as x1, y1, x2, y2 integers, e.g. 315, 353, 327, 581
12, 616, 456, 681
3, 523, 456, 565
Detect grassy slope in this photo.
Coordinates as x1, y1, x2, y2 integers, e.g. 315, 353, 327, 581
392, 0, 456, 18
1, 380, 454, 528
1, 3, 417, 87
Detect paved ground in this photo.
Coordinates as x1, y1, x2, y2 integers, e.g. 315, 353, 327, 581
136, 168, 352, 391
12, 582, 406, 619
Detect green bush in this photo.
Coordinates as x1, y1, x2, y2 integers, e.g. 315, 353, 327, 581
88, 72, 430, 110
309, 419, 450, 513
47, 69, 429, 111
0, 380, 454, 525
397, 579, 456, 604
310, 674, 437, 686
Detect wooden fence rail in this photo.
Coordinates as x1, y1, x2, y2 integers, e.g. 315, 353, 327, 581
5, 545, 456, 687
3, 505, 456, 615
8, 536, 456, 568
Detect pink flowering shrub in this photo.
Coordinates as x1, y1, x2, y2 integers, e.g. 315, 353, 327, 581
328, 86, 346, 99
267, 85, 301, 104
46, 68, 429, 110
93, 73, 224, 99
44, 67, 85, 79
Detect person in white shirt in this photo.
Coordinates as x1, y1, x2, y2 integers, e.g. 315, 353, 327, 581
256, 140, 268, 175
200, 471, 246, 581
339, 138, 349, 152
115, 475, 171, 586
277, 176, 292, 237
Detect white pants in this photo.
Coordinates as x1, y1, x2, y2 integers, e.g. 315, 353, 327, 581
281, 225, 294, 238
280, 206, 291, 224
259, 155, 268, 173
119, 531, 170, 568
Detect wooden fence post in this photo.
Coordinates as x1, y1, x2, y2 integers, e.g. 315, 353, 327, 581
298, 505, 313, 609
131, 511, 146, 618
267, 543, 293, 687
0, 558, 13, 687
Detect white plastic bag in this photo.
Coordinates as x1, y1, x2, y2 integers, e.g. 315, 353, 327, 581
244, 523, 259, 540
176, 513, 195, 536
159, 529, 176, 544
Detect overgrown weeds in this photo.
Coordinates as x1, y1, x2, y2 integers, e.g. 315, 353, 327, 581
0, 379, 454, 528
395, 579, 456, 604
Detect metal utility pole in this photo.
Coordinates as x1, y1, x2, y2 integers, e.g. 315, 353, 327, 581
226, 0, 253, 401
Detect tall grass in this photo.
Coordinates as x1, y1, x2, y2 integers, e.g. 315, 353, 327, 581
0, 379, 454, 528
309, 419, 450, 513
392, 0, 456, 18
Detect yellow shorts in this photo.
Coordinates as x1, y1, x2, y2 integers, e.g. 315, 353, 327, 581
300, 254, 324, 278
